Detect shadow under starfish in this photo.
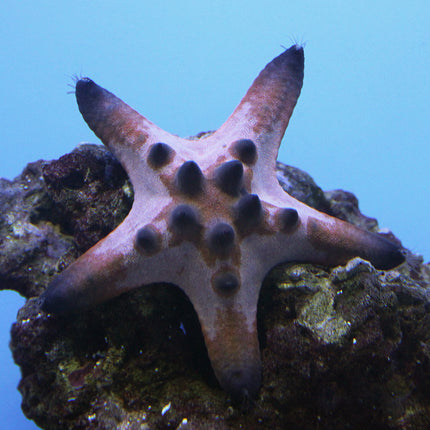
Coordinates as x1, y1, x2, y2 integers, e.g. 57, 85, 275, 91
40, 45, 405, 400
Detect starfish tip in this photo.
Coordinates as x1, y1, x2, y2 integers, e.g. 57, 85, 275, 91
218, 364, 262, 401
75, 78, 105, 119
40, 277, 74, 315
278, 43, 305, 76
372, 238, 406, 270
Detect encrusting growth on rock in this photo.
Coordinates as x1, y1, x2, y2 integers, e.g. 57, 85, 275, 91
40, 45, 405, 399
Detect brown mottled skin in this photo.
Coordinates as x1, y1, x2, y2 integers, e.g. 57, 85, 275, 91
41, 45, 405, 399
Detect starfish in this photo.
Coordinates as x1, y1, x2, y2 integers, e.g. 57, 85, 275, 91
41, 45, 405, 399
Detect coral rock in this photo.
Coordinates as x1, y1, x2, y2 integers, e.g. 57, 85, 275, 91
1, 145, 429, 429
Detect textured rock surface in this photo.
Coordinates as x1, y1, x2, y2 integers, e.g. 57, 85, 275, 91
2, 144, 429, 430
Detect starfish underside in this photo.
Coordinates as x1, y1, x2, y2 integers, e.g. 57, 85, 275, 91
41, 45, 404, 399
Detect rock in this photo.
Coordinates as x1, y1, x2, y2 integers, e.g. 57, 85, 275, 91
2, 144, 429, 430
0, 162, 74, 298
41, 144, 133, 252
276, 161, 332, 215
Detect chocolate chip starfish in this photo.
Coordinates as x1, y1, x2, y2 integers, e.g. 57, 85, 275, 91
41, 45, 405, 399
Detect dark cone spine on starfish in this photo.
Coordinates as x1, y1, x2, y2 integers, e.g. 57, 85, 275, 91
214, 160, 244, 196
234, 194, 263, 234
169, 204, 202, 241
135, 225, 161, 254
212, 271, 239, 294
277, 208, 299, 232
207, 222, 235, 257
148, 142, 174, 169
231, 139, 257, 165
176, 161, 205, 197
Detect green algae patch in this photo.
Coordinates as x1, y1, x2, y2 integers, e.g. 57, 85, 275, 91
272, 263, 352, 344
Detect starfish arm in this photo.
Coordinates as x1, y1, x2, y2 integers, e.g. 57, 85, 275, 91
213, 45, 304, 174
247, 189, 405, 271
40, 229, 137, 314
186, 274, 263, 399
255, 201, 405, 271
75, 78, 176, 177
40, 213, 174, 314
303, 214, 405, 270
